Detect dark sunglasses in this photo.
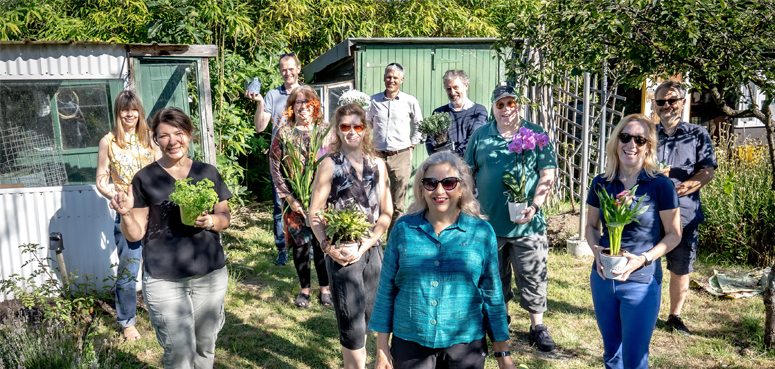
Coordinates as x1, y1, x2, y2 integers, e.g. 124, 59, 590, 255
421, 177, 460, 191
655, 98, 682, 106
339, 124, 364, 133
387, 62, 404, 71
618, 133, 648, 147
280, 52, 296, 59
495, 100, 517, 109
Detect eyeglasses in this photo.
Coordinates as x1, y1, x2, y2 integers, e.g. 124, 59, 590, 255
655, 98, 682, 106
618, 133, 648, 147
339, 124, 364, 133
495, 100, 517, 110
421, 177, 460, 191
293, 100, 310, 106
387, 62, 404, 71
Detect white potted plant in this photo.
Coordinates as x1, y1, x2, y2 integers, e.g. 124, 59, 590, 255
338, 89, 372, 111
321, 205, 374, 257
418, 112, 454, 152
595, 184, 649, 279
503, 127, 551, 222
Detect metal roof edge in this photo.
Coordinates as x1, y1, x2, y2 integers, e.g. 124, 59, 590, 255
0, 39, 218, 57
302, 39, 355, 80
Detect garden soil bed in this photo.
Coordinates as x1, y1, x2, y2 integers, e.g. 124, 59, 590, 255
545, 210, 580, 249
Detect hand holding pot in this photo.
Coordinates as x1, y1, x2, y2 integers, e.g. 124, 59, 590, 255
610, 250, 647, 281
194, 212, 213, 229
326, 243, 355, 266
592, 245, 607, 280
109, 186, 134, 216
513, 205, 536, 225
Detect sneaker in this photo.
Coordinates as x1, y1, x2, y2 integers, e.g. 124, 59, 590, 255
528, 324, 556, 352
666, 314, 692, 336
275, 250, 288, 266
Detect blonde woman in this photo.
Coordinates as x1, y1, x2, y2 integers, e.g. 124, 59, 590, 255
95, 90, 160, 341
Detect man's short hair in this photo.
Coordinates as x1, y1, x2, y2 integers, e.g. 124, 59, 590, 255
279, 52, 301, 69
442, 70, 470, 86
385, 63, 405, 78
655, 80, 687, 99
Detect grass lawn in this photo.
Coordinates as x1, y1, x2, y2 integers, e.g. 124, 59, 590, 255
90, 202, 775, 368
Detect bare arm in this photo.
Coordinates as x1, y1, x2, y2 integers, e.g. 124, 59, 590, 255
245, 91, 271, 132
95, 136, 115, 200
515, 168, 555, 225
615, 208, 682, 281
375, 332, 393, 369
492, 341, 517, 369
585, 204, 606, 279
193, 200, 231, 232
110, 186, 148, 242
675, 166, 714, 197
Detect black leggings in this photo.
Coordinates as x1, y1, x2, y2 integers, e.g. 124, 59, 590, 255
290, 236, 329, 290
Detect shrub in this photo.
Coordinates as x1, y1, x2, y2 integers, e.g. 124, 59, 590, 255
699, 141, 775, 267
321, 205, 373, 245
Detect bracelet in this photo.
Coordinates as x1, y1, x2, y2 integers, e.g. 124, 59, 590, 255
493, 351, 511, 358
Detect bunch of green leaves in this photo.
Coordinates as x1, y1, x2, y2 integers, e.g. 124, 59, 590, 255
321, 205, 374, 244
502, 171, 527, 203
278, 122, 332, 211
418, 112, 452, 144
168, 177, 219, 214
595, 184, 649, 255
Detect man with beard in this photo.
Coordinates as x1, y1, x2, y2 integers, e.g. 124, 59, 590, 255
654, 80, 717, 336
425, 70, 488, 156
245, 52, 304, 266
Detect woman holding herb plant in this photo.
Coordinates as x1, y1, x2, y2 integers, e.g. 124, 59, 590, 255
110, 107, 232, 368
585, 114, 681, 369
95, 90, 160, 342
308, 103, 393, 369
270, 85, 335, 308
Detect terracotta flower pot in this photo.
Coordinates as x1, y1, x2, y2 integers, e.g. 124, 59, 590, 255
508, 201, 528, 222
599, 248, 628, 280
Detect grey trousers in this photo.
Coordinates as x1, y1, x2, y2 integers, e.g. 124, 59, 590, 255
497, 232, 549, 314
378, 149, 412, 233
143, 266, 228, 369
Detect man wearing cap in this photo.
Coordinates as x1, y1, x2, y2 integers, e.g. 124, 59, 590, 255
425, 69, 488, 157
465, 85, 558, 352
367, 62, 423, 231
654, 80, 716, 336
245, 52, 303, 266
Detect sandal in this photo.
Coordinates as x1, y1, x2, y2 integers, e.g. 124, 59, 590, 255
320, 293, 333, 306
123, 325, 141, 341
295, 293, 310, 308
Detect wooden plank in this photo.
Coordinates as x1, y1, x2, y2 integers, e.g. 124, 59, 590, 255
127, 44, 218, 58
200, 58, 216, 165
0, 184, 24, 189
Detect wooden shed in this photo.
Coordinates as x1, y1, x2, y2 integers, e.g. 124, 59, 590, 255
0, 40, 217, 300
303, 38, 506, 200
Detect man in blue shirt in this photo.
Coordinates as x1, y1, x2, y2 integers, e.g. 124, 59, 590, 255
654, 81, 717, 336
245, 52, 303, 266
425, 70, 488, 156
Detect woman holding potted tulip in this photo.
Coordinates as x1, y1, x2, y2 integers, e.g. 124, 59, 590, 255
309, 103, 392, 369
585, 114, 682, 369
370, 152, 516, 369
270, 85, 335, 308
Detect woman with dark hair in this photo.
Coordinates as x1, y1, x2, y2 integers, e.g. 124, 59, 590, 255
585, 114, 681, 369
370, 152, 516, 369
111, 107, 232, 368
309, 103, 392, 369
95, 90, 159, 341
270, 85, 335, 308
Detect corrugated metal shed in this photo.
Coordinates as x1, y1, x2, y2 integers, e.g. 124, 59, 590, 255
0, 43, 128, 80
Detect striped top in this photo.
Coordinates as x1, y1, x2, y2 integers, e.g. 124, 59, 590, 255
369, 211, 510, 348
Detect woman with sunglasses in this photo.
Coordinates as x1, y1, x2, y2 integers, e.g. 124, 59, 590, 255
370, 152, 516, 369
270, 85, 336, 308
308, 103, 392, 369
585, 114, 681, 369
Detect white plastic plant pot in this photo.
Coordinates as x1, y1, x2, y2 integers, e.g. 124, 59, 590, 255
599, 250, 629, 280
508, 201, 528, 222
336, 241, 360, 258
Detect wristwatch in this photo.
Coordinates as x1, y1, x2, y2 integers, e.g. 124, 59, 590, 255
530, 203, 540, 213
493, 351, 511, 358
205, 216, 215, 231
640, 252, 653, 266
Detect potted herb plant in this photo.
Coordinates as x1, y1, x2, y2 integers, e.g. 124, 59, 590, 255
503, 127, 551, 222
418, 112, 454, 152
321, 205, 374, 257
168, 178, 219, 226
595, 184, 649, 280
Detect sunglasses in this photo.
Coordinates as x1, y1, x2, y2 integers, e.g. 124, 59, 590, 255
495, 100, 517, 110
421, 177, 460, 191
339, 124, 364, 133
280, 52, 296, 59
655, 98, 682, 106
387, 62, 404, 71
618, 133, 648, 147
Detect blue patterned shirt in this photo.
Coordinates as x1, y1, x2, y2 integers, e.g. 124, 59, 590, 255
369, 212, 510, 348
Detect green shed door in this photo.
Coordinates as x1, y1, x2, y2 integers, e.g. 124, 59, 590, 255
135, 60, 192, 122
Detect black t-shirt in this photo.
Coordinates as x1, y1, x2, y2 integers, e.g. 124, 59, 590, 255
132, 161, 232, 280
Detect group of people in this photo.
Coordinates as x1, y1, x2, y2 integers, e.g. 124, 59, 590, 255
95, 48, 715, 369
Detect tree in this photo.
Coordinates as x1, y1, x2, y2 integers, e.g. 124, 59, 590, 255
498, 0, 775, 347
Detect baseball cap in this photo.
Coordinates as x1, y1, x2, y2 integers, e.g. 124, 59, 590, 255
491, 85, 518, 103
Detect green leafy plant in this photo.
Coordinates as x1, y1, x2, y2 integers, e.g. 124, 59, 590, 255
168, 177, 219, 226
321, 205, 374, 245
595, 184, 649, 256
418, 112, 452, 145
502, 172, 526, 203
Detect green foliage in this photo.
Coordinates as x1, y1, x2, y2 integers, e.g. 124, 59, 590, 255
596, 184, 648, 255
278, 122, 332, 211
168, 178, 219, 224
700, 141, 775, 267
321, 205, 374, 244
503, 171, 527, 202
418, 112, 452, 144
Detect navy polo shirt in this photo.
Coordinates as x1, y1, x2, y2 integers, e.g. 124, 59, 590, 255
657, 120, 717, 228
586, 170, 679, 284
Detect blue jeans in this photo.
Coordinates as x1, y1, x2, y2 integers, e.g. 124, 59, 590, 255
590, 271, 661, 369
143, 266, 228, 369
114, 213, 142, 328
270, 173, 286, 252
